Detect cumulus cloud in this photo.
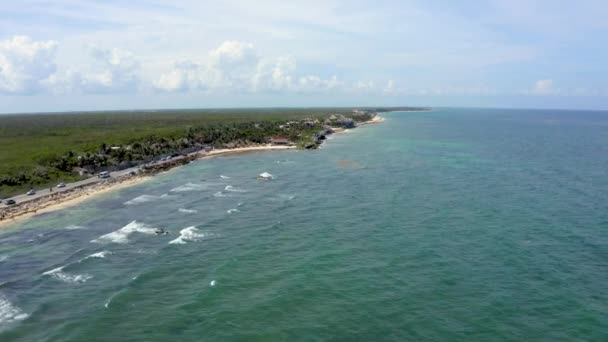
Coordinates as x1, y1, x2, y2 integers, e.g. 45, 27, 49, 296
531, 79, 555, 95
383, 80, 396, 94
0, 36, 58, 94
252, 55, 296, 92
155, 41, 259, 92
209, 41, 257, 68
155, 41, 340, 94
45, 46, 140, 94
353, 80, 377, 92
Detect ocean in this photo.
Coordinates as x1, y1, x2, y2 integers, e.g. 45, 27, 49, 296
0, 108, 607, 341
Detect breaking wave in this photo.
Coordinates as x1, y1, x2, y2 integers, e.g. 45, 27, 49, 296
42, 266, 92, 284
225, 185, 246, 193
124, 195, 161, 205
258, 172, 274, 179
220, 175, 230, 179
178, 208, 198, 214
214, 191, 229, 198
91, 221, 159, 244
170, 182, 205, 192
169, 226, 207, 245
65, 225, 85, 230
84, 251, 112, 260
0, 294, 28, 325
227, 209, 240, 214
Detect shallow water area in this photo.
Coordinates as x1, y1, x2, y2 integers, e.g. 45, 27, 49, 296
1, 108, 607, 341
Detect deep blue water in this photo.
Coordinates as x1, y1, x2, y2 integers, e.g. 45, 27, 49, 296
0, 108, 607, 341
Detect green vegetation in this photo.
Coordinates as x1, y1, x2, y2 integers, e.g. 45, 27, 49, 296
0, 108, 380, 197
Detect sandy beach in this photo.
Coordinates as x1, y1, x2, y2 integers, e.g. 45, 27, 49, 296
0, 119, 381, 227
0, 145, 296, 227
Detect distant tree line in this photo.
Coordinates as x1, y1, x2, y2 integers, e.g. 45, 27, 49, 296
0, 112, 375, 193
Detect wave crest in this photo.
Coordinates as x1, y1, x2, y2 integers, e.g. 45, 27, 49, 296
91, 221, 159, 244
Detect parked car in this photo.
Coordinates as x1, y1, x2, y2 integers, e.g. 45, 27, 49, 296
57, 182, 66, 188
6, 199, 16, 205
26, 190, 36, 196
98, 171, 110, 178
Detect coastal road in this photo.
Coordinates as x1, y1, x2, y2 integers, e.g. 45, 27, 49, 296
0, 165, 143, 209
0, 145, 287, 209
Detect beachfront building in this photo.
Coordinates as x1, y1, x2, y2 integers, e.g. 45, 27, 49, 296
270, 136, 292, 145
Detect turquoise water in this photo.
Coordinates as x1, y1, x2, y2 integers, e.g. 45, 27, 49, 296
1, 108, 607, 341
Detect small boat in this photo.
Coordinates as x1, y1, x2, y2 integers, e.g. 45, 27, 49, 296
257, 172, 274, 180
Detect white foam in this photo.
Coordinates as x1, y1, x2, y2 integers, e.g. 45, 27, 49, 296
42, 266, 92, 284
124, 195, 161, 205
214, 191, 228, 198
91, 220, 159, 244
169, 226, 206, 245
0, 294, 28, 325
0, 255, 7, 263
84, 251, 112, 260
65, 225, 85, 230
226, 209, 240, 214
210, 280, 216, 286
178, 208, 198, 214
170, 182, 205, 192
258, 172, 274, 179
225, 185, 246, 193
220, 175, 230, 179
104, 292, 118, 309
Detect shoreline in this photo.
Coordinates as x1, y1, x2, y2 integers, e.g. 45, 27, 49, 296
0, 145, 296, 227
0, 117, 381, 227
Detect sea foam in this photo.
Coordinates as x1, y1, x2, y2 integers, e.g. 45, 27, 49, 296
65, 225, 85, 230
226, 209, 240, 214
225, 185, 246, 193
220, 175, 230, 179
124, 195, 161, 206
170, 182, 205, 192
84, 251, 112, 260
0, 294, 28, 325
258, 172, 274, 179
169, 226, 206, 245
214, 191, 229, 198
91, 221, 159, 244
178, 208, 198, 214
42, 266, 92, 284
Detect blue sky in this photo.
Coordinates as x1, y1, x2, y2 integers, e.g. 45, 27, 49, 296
0, 0, 607, 113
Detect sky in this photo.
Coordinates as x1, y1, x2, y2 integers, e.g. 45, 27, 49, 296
0, 0, 607, 113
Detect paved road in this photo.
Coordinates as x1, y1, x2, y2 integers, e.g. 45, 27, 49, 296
0, 164, 143, 209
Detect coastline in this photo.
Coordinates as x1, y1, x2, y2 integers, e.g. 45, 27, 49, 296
0, 117, 381, 227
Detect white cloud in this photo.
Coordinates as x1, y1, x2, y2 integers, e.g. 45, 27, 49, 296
0, 36, 58, 94
383, 80, 396, 94
531, 79, 555, 95
156, 42, 340, 94
353, 80, 377, 93
155, 40, 259, 92
47, 46, 140, 93
209, 41, 257, 68
252, 55, 296, 92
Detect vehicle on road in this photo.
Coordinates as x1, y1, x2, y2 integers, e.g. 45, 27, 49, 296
26, 190, 36, 195
6, 199, 16, 205
98, 171, 111, 178
57, 182, 66, 188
